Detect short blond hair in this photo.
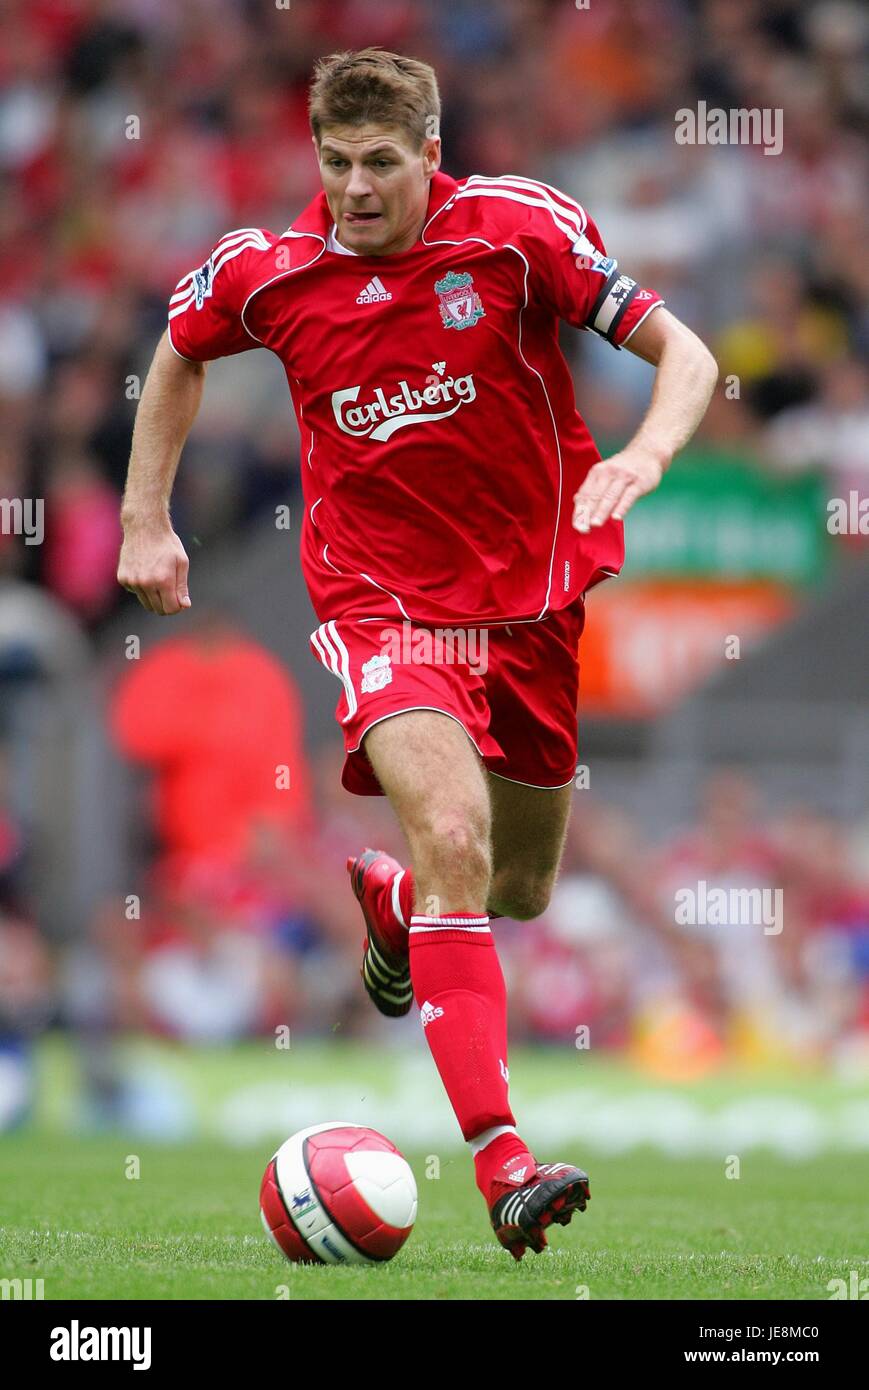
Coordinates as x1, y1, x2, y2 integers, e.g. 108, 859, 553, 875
308, 47, 440, 151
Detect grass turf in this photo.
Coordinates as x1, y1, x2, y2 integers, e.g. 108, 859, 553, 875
2, 1130, 866, 1301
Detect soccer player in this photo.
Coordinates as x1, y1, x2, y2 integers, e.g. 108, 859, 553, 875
118, 48, 718, 1260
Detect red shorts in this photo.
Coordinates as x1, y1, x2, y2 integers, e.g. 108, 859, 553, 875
309, 601, 586, 796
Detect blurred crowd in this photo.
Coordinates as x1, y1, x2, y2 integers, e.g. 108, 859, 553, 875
1, 0, 868, 1122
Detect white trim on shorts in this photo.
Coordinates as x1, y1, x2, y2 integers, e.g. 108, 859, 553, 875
347, 705, 488, 760
486, 769, 576, 791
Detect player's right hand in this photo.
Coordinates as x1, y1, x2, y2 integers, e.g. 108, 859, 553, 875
117, 524, 191, 615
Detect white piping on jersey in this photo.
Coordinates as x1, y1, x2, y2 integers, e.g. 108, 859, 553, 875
165, 322, 196, 363
462, 178, 659, 348
455, 187, 583, 247
621, 297, 665, 342
169, 228, 272, 318
322, 544, 342, 574
311, 620, 357, 722
456, 174, 588, 245
357, 572, 411, 620
298, 398, 315, 471
211, 229, 271, 275
510, 244, 563, 619
463, 173, 589, 232
169, 227, 270, 302
310, 497, 322, 526
239, 228, 328, 342
422, 195, 563, 622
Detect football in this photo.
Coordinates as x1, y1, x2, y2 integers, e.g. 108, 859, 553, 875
259, 1121, 418, 1264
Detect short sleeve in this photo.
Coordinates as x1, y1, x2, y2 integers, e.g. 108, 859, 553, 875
525, 206, 665, 350
166, 228, 275, 362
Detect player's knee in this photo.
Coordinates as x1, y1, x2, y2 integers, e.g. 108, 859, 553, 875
490, 876, 553, 921
414, 807, 490, 879
432, 812, 489, 868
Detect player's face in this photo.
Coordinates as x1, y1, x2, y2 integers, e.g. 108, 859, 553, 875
315, 123, 441, 256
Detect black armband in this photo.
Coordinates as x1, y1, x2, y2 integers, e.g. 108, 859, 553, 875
586, 270, 641, 347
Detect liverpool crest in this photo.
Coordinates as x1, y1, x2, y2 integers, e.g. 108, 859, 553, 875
434, 270, 485, 330
360, 651, 393, 694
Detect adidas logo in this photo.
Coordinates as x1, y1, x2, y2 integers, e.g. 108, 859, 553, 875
506, 1166, 528, 1183
420, 1000, 444, 1027
356, 275, 392, 304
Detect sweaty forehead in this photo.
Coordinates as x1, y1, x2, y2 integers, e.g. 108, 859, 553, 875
318, 124, 414, 156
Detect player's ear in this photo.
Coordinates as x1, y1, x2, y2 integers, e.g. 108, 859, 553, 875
423, 138, 441, 178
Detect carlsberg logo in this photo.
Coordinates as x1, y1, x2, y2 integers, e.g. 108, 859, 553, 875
332, 372, 477, 442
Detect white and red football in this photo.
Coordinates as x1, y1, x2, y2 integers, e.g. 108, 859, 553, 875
259, 1122, 417, 1265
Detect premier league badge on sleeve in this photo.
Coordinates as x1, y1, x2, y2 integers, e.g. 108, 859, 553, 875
434, 270, 486, 330
193, 257, 214, 309
571, 232, 616, 276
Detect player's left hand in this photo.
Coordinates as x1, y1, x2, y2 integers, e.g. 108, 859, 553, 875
572, 447, 667, 532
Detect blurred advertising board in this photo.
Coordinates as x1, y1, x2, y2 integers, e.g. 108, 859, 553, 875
579, 452, 829, 716
580, 579, 795, 716
622, 451, 830, 584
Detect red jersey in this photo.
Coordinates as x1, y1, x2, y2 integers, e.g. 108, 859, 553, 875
167, 171, 664, 627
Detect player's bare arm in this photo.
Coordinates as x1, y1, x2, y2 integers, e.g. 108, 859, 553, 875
117, 329, 204, 615
572, 307, 719, 533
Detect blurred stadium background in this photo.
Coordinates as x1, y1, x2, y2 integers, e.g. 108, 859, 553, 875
0, 0, 867, 1184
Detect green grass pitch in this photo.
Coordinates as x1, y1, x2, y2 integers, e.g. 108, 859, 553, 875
1, 1040, 867, 1300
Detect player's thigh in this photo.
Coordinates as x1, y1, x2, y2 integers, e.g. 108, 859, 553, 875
363, 709, 491, 855
488, 772, 573, 900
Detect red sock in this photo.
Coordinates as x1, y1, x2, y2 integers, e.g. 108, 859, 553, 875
471, 1129, 537, 1202
409, 911, 516, 1147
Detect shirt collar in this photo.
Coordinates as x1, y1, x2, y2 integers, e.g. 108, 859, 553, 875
285, 169, 459, 246
327, 223, 357, 255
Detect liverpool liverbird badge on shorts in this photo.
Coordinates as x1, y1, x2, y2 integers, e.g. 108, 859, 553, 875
360, 652, 393, 694
434, 271, 486, 330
